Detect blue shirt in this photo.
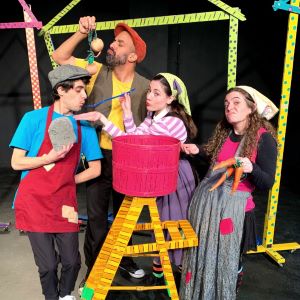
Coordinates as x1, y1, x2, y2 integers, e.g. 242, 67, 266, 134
10, 106, 102, 179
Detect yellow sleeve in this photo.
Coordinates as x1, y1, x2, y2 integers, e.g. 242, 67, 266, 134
75, 58, 103, 96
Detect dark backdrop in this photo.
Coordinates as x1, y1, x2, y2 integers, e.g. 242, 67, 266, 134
0, 0, 299, 193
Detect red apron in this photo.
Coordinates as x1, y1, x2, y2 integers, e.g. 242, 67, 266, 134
14, 105, 81, 232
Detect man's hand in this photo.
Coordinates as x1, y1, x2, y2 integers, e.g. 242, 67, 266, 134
79, 16, 96, 34
46, 144, 74, 164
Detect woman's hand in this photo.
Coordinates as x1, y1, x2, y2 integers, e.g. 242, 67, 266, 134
74, 111, 108, 125
79, 16, 96, 34
119, 92, 132, 118
181, 143, 199, 155
236, 157, 253, 173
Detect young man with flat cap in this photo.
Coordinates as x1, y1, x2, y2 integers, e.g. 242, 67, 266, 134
10, 64, 102, 300
52, 16, 149, 291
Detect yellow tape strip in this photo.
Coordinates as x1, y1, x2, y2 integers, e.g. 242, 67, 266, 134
44, 32, 58, 69
263, 1, 299, 247
227, 15, 239, 88
23, 9, 42, 109
39, 0, 81, 36
208, 0, 246, 21
48, 11, 232, 34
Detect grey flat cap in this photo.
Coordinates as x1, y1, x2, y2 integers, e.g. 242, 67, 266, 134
48, 64, 91, 88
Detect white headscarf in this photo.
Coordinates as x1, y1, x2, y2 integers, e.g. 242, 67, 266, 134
237, 85, 279, 120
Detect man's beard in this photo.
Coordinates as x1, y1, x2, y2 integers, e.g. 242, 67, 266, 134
106, 52, 127, 68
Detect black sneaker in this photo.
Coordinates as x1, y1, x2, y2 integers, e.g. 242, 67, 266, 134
119, 258, 145, 279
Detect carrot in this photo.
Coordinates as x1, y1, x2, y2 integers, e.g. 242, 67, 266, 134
231, 166, 244, 194
209, 167, 235, 192
213, 157, 237, 171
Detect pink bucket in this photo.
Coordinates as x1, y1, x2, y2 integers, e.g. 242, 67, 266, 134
112, 135, 180, 197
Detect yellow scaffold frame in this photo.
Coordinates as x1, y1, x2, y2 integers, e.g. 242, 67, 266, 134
39, 0, 299, 272
247, 0, 300, 266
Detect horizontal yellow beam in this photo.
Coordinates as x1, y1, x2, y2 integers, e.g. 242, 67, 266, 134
272, 242, 300, 251
247, 242, 300, 266
247, 242, 300, 254
48, 11, 231, 34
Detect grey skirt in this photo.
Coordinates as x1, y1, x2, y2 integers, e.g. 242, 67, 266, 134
180, 169, 250, 300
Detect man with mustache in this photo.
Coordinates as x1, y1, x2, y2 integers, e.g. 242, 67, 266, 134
52, 16, 148, 295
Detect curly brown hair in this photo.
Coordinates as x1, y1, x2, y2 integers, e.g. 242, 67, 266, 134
204, 87, 277, 163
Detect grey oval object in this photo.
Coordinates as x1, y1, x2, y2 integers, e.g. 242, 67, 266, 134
48, 117, 76, 151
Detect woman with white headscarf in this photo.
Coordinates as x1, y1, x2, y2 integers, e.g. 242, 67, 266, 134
180, 86, 278, 300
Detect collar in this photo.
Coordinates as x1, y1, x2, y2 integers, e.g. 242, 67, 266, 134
152, 107, 170, 122
230, 130, 243, 142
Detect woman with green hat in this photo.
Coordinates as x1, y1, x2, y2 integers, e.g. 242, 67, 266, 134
74, 72, 198, 282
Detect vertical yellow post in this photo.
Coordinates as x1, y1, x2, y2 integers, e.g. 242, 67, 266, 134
263, 0, 299, 248
248, 0, 300, 265
43, 33, 58, 68
227, 15, 239, 88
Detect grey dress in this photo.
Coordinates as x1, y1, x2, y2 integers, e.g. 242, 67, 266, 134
180, 168, 250, 300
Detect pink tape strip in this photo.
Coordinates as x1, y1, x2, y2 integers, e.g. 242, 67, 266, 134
24, 9, 42, 109
0, 21, 42, 29
18, 0, 38, 22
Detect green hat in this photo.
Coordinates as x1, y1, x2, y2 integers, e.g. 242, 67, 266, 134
158, 73, 191, 115
48, 64, 91, 88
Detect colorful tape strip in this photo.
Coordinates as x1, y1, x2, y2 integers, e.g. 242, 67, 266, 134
18, 0, 38, 22
273, 1, 300, 14
48, 11, 234, 34
0, 21, 42, 29
44, 32, 58, 68
208, 0, 246, 20
38, 0, 81, 36
24, 9, 42, 109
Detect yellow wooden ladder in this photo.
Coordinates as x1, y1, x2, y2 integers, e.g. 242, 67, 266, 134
81, 196, 198, 300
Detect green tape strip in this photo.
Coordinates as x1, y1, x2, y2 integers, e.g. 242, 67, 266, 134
39, 0, 81, 36
208, 0, 246, 21
49, 11, 231, 34
44, 32, 58, 69
227, 16, 238, 88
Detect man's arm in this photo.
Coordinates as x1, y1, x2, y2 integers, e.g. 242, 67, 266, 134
52, 16, 96, 65
74, 160, 101, 184
11, 145, 73, 171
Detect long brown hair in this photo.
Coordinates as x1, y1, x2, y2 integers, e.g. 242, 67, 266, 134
204, 87, 277, 163
152, 74, 198, 139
